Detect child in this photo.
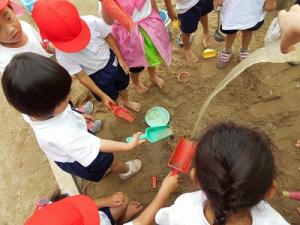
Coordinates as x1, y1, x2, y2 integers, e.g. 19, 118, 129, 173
164, 0, 213, 64
216, 0, 276, 68
2, 53, 145, 181
155, 122, 290, 225
101, 0, 171, 94
24, 173, 179, 225
31, 0, 141, 112
0, 0, 50, 73
278, 4, 300, 54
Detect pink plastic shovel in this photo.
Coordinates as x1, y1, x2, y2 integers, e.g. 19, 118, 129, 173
109, 102, 135, 123
168, 138, 197, 175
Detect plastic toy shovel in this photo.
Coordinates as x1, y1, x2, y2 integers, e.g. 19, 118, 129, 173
102, 0, 134, 32
109, 102, 135, 123
126, 126, 173, 143
168, 138, 197, 175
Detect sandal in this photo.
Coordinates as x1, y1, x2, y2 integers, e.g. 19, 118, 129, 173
119, 159, 142, 180
239, 49, 251, 61
217, 50, 233, 68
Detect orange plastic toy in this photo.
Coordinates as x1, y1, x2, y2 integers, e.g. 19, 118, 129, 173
102, 0, 134, 32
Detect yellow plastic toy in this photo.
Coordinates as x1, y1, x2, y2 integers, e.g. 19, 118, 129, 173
171, 20, 181, 33
202, 49, 217, 59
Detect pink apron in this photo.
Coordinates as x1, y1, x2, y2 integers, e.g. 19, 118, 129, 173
112, 0, 171, 68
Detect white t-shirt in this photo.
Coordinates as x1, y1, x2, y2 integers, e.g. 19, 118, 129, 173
221, 0, 266, 30
175, 0, 198, 14
155, 191, 290, 225
98, 0, 151, 22
99, 211, 111, 225
0, 20, 49, 74
55, 16, 112, 76
23, 105, 101, 167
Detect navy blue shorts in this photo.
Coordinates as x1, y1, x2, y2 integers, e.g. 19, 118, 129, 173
100, 208, 115, 225
55, 152, 114, 182
90, 51, 129, 101
220, 20, 264, 34
178, 0, 213, 34
296, 0, 300, 5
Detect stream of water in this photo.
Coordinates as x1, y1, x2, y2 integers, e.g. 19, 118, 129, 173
191, 41, 300, 139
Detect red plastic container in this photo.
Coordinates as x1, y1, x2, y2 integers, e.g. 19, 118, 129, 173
109, 102, 135, 123
168, 138, 197, 175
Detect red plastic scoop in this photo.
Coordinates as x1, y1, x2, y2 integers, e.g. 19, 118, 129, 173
109, 102, 135, 122
168, 138, 197, 175
102, 0, 134, 32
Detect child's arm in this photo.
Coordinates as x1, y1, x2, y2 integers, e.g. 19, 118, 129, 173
164, 0, 177, 21
100, 132, 146, 153
264, 0, 276, 11
105, 34, 129, 74
98, 0, 115, 25
75, 71, 115, 109
132, 173, 179, 225
278, 5, 300, 53
151, 0, 159, 12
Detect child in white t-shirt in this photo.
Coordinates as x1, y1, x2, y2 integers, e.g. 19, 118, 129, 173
0, 0, 50, 74
155, 122, 290, 225
164, 0, 213, 64
32, 0, 141, 112
215, 0, 276, 68
2, 53, 145, 182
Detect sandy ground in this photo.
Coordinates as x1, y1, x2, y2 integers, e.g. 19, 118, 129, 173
1, 0, 300, 224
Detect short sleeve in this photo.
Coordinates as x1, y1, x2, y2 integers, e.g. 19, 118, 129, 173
92, 16, 112, 39
55, 51, 82, 75
62, 130, 101, 167
155, 207, 172, 225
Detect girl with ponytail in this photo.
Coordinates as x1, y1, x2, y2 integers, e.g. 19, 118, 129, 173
155, 122, 290, 225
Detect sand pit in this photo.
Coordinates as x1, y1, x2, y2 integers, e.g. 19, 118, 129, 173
1, 1, 300, 224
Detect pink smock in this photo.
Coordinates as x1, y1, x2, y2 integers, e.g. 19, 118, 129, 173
112, 0, 171, 68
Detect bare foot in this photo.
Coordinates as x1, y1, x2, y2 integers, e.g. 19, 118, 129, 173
202, 32, 211, 49
124, 101, 141, 112
183, 48, 198, 64
297, 208, 300, 215
121, 201, 144, 223
150, 75, 165, 89
295, 140, 300, 148
134, 83, 149, 95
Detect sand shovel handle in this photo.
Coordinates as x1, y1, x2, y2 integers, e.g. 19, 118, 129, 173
126, 133, 147, 143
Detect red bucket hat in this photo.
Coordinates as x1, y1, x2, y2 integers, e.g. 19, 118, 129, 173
0, 0, 8, 10
32, 0, 91, 53
24, 195, 100, 225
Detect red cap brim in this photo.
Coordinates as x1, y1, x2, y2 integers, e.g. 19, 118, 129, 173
0, 0, 9, 11
50, 19, 91, 53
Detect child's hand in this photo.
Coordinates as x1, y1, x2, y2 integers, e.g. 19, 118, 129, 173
118, 58, 129, 75
160, 172, 179, 194
101, 95, 115, 110
127, 132, 146, 149
82, 113, 94, 123
278, 5, 300, 54
104, 192, 125, 207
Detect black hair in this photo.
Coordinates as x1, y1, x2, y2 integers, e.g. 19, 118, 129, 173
1, 52, 72, 118
195, 122, 276, 225
50, 190, 70, 202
